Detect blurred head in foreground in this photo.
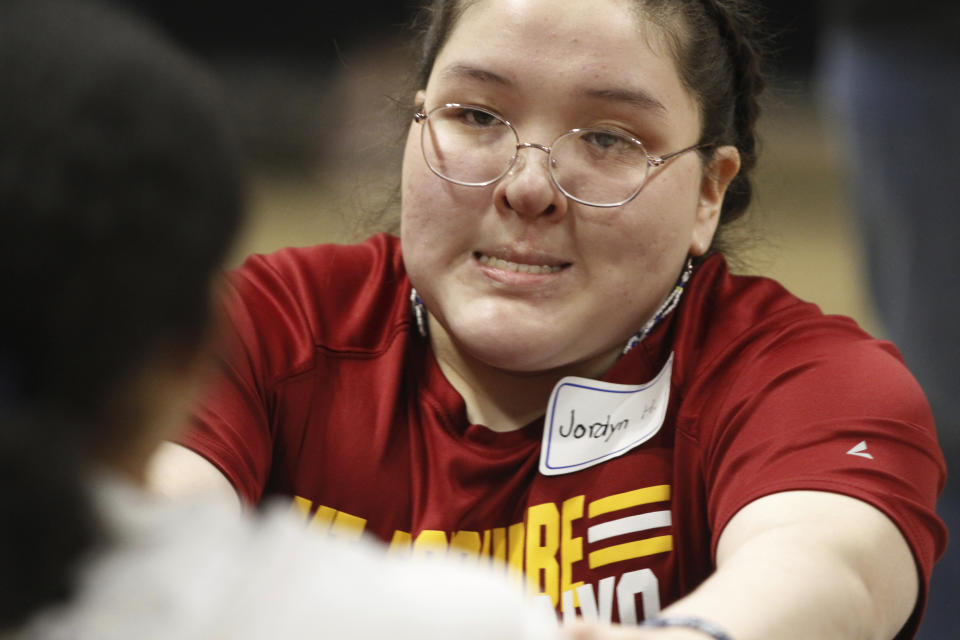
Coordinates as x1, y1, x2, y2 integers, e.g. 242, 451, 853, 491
0, 0, 244, 627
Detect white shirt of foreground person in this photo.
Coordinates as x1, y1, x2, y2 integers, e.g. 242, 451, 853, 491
15, 476, 559, 640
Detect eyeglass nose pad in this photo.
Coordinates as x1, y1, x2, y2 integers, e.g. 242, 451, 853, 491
507, 151, 527, 176
509, 144, 554, 177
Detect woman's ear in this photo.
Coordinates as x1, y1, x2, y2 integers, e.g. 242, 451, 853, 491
415, 89, 427, 107
690, 145, 741, 256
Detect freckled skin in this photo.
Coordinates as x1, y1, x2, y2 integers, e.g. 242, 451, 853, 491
400, 0, 735, 423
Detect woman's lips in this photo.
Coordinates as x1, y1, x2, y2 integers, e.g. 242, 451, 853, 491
475, 251, 568, 274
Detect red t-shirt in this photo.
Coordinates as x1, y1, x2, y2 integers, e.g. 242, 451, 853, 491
180, 234, 945, 633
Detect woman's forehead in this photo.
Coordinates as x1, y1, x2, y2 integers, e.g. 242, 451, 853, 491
430, 0, 697, 120
447, 0, 651, 52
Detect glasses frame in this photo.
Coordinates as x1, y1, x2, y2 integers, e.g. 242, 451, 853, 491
413, 103, 711, 208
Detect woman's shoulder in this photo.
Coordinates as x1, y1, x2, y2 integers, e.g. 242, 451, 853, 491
675, 255, 928, 420
231, 233, 405, 302
222, 233, 413, 354
682, 254, 874, 354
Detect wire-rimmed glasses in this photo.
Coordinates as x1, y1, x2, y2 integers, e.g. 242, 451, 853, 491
414, 103, 709, 208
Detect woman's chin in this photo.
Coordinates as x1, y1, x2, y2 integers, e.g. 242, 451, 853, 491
445, 323, 615, 378
428, 300, 624, 377
444, 324, 562, 373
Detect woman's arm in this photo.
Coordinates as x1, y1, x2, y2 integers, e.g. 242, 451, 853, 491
569, 490, 918, 639
665, 490, 916, 639
147, 442, 242, 508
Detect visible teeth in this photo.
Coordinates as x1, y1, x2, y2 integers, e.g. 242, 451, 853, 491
478, 254, 563, 274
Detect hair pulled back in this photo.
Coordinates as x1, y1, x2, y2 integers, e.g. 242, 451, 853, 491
410, 0, 766, 249
0, 0, 243, 628
644, 0, 766, 228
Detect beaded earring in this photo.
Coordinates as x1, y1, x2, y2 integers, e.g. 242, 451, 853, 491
622, 256, 694, 355
409, 288, 428, 338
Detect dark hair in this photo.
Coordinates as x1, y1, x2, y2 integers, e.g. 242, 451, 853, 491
642, 0, 766, 253
0, 0, 244, 628
408, 0, 766, 254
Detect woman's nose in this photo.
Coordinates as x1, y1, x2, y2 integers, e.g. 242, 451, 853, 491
496, 145, 567, 220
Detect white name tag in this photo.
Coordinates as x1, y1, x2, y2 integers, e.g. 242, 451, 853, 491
539, 353, 673, 476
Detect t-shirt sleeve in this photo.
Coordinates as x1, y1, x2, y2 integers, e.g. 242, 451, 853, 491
176, 253, 316, 504
700, 329, 946, 635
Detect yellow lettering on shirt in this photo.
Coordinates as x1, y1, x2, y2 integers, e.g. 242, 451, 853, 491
588, 535, 673, 569
412, 529, 448, 558
330, 511, 366, 539
309, 505, 337, 532
292, 483, 672, 616
388, 530, 412, 554
450, 530, 482, 560
561, 495, 585, 606
588, 485, 671, 517
291, 496, 313, 519
290, 497, 362, 535
526, 502, 560, 605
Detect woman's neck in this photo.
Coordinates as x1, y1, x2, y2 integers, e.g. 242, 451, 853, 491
428, 318, 621, 432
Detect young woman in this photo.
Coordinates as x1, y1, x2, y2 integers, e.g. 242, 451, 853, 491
0, 2, 556, 638
157, 0, 947, 638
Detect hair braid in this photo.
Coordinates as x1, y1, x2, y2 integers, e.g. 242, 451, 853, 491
698, 0, 766, 225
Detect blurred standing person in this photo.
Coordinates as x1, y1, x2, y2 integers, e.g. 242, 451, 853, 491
817, 2, 960, 637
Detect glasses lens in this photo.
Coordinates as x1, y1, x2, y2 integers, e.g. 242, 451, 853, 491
551, 129, 649, 206
421, 106, 518, 186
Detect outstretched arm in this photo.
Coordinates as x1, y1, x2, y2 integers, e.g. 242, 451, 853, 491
569, 489, 918, 640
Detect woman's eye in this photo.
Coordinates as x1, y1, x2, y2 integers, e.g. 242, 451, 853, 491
456, 108, 500, 127
584, 130, 629, 150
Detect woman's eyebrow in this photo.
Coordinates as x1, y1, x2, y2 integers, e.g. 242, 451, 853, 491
438, 63, 514, 87
580, 87, 667, 114
436, 64, 667, 116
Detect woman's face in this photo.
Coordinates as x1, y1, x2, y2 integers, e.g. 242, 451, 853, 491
401, 0, 737, 376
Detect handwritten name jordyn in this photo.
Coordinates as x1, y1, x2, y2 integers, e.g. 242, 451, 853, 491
557, 410, 632, 442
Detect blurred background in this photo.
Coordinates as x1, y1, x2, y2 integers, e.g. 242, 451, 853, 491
120, 1, 958, 636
